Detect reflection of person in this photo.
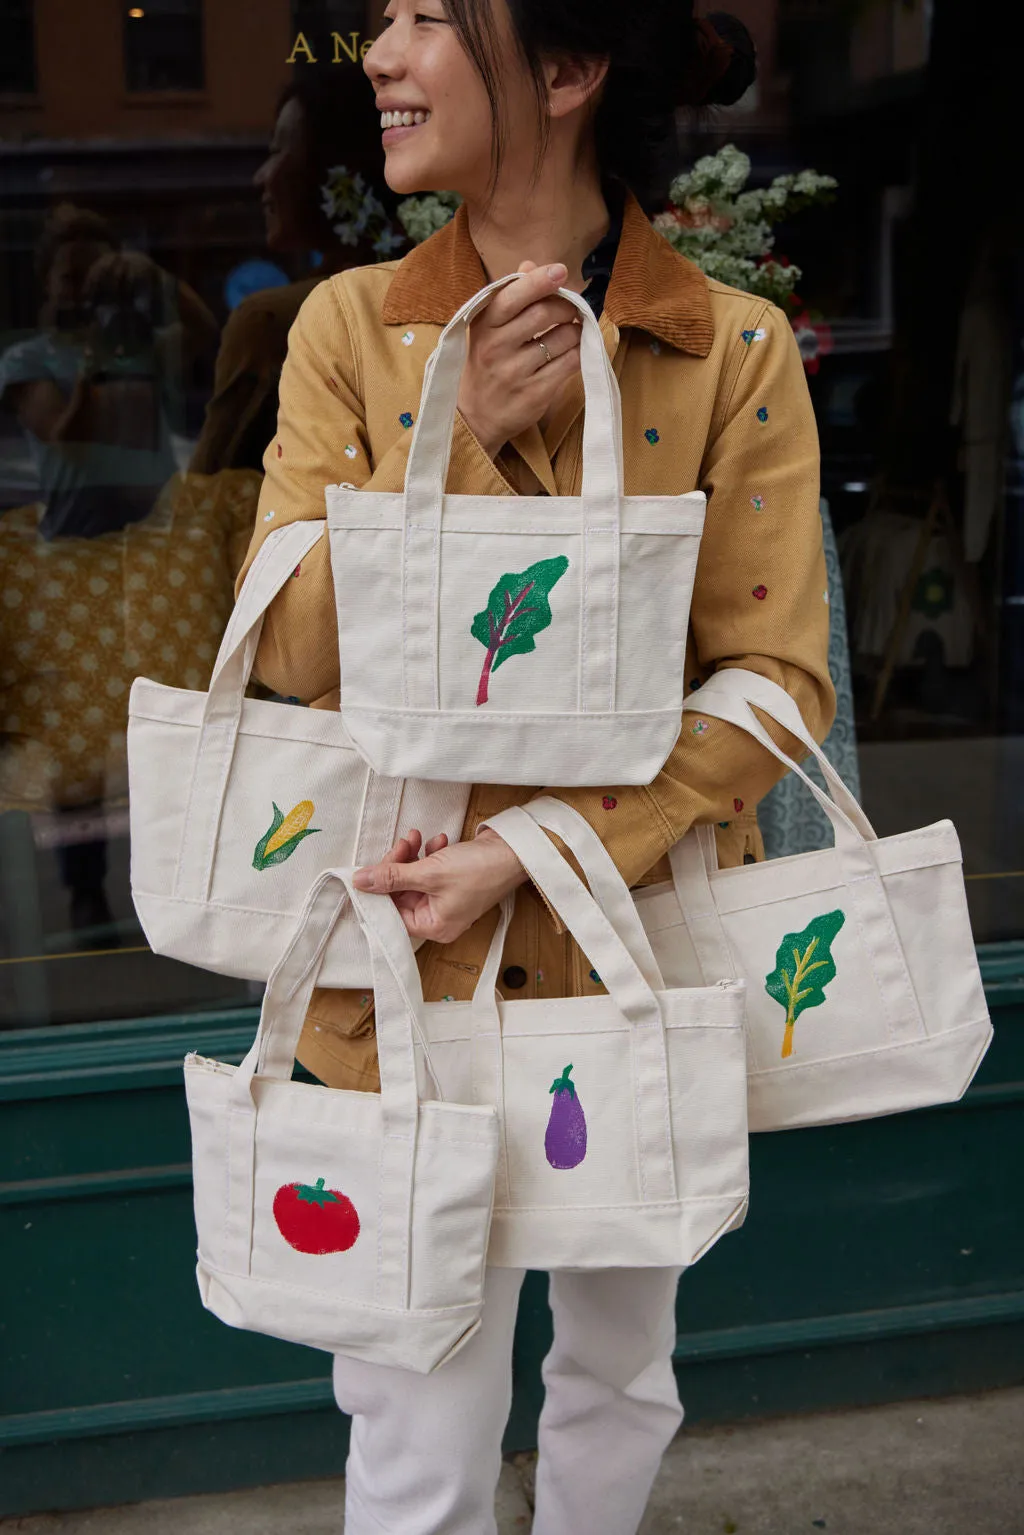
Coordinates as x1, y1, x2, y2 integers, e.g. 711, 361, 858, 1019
189, 73, 405, 475
234, 0, 833, 1525
0, 204, 217, 539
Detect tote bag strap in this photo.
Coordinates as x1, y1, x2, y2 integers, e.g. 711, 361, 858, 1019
673, 669, 927, 1047
226, 866, 431, 1307
401, 272, 623, 715
481, 805, 678, 1205
173, 521, 325, 903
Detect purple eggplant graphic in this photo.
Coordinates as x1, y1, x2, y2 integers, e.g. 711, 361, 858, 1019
545, 1064, 587, 1170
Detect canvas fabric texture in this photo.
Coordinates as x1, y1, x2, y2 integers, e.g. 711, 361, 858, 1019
232, 186, 835, 1091
184, 866, 499, 1372
632, 669, 993, 1131
327, 272, 706, 786
128, 520, 468, 985
414, 799, 749, 1270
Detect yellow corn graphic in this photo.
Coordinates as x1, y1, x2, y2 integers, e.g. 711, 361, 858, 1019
264, 800, 316, 858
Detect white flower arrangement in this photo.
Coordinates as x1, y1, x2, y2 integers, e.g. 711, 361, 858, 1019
320, 165, 407, 258
653, 144, 837, 309
396, 190, 463, 244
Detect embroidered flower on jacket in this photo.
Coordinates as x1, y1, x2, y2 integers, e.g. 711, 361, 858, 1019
741, 327, 767, 345
401, 330, 415, 346
399, 412, 414, 428
644, 427, 660, 444
602, 795, 617, 810
752, 584, 768, 600
263, 508, 275, 521
750, 494, 765, 512
692, 718, 709, 735
344, 444, 357, 459
756, 406, 769, 423
734, 797, 744, 812
589, 968, 601, 985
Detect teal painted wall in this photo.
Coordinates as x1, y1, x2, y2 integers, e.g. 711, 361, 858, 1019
2, 945, 1022, 1517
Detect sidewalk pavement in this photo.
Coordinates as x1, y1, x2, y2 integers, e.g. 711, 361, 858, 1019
3, 1388, 1022, 1534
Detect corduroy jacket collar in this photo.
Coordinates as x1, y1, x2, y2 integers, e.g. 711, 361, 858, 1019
381, 185, 714, 358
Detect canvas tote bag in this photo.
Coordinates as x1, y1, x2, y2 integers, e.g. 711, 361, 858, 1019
632, 668, 993, 1131
128, 519, 468, 985
326, 271, 706, 787
185, 865, 499, 1371
409, 797, 749, 1270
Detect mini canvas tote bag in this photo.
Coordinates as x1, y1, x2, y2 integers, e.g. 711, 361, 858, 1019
632, 668, 993, 1131
128, 520, 468, 986
185, 866, 499, 1371
411, 797, 749, 1271
326, 270, 707, 786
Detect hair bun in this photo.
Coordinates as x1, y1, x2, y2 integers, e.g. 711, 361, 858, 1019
679, 12, 757, 109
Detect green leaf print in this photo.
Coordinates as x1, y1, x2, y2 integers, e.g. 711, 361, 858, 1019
764, 910, 845, 1060
471, 555, 569, 705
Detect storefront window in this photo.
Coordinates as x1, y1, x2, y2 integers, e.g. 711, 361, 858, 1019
1, 0, 1020, 1030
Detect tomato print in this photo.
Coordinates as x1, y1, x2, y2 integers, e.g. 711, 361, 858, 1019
272, 1176, 360, 1255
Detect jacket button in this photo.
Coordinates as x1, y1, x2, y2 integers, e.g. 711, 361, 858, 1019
502, 965, 527, 989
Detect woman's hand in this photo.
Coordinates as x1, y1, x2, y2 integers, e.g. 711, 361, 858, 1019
352, 827, 528, 945
457, 259, 582, 459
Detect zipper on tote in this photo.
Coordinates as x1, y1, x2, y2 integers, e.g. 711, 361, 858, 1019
185, 1051, 234, 1074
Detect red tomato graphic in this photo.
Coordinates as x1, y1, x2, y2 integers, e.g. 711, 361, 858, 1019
273, 1176, 360, 1254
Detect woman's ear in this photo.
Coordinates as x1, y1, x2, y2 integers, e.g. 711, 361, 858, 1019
544, 53, 609, 121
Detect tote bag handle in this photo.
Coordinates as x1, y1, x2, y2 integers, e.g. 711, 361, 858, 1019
225, 864, 475, 1306
171, 522, 402, 905
479, 803, 679, 1204
672, 669, 927, 1048
173, 521, 325, 903
401, 272, 623, 715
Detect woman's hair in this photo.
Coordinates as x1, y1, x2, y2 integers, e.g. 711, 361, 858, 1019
36, 202, 116, 282
277, 70, 404, 253
441, 0, 757, 208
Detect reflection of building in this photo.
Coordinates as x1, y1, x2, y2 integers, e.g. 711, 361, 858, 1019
0, 0, 379, 334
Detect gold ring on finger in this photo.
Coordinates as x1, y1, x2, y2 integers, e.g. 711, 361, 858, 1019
536, 338, 552, 367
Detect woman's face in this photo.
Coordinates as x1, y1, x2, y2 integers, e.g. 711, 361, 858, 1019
363, 0, 539, 202
254, 98, 318, 252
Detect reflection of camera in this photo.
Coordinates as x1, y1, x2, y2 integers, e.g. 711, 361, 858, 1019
83, 251, 164, 382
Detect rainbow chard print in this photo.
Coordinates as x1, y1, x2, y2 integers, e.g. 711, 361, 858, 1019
471, 556, 569, 705
765, 910, 845, 1059
253, 800, 321, 871
545, 1064, 587, 1170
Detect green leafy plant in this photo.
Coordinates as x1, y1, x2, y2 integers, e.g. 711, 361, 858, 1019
471, 555, 569, 706
764, 910, 845, 1059
652, 143, 837, 310
396, 190, 463, 244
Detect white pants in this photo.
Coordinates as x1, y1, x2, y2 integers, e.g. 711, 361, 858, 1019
333, 1265, 684, 1535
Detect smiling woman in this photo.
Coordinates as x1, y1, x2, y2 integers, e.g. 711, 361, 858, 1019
225, 0, 837, 1528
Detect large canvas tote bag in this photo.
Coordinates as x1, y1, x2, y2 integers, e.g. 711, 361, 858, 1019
632, 669, 993, 1131
326, 271, 706, 787
185, 866, 499, 1371
410, 798, 749, 1270
128, 520, 468, 985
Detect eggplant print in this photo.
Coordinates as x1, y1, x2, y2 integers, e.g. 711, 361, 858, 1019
545, 1064, 587, 1170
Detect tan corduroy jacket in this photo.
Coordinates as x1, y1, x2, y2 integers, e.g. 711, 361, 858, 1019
236, 186, 836, 1092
